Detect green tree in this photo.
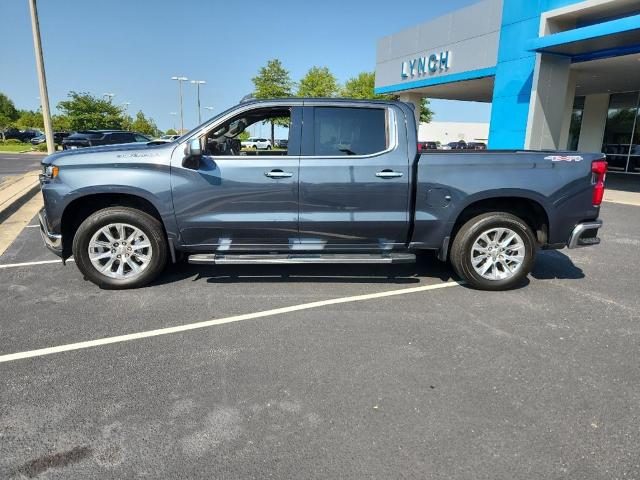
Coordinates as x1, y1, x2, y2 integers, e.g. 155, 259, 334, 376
341, 72, 433, 123
252, 59, 293, 144
131, 110, 159, 136
57, 91, 125, 131
341, 72, 388, 100
419, 98, 433, 124
297, 66, 339, 97
52, 114, 71, 132
165, 128, 178, 135
15, 110, 44, 130
0, 92, 19, 140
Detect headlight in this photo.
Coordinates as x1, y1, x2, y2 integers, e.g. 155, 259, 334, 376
44, 165, 59, 178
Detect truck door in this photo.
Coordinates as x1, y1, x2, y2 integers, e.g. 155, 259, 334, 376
298, 104, 410, 250
171, 104, 302, 250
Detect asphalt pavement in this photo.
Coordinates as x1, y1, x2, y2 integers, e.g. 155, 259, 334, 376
0, 153, 45, 183
0, 201, 639, 479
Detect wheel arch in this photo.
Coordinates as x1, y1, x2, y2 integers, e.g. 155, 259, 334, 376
60, 190, 169, 259
449, 192, 551, 248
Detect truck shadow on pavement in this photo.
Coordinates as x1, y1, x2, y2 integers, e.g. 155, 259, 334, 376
530, 249, 585, 281
150, 250, 583, 287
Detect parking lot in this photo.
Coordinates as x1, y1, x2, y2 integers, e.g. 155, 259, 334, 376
0, 201, 638, 479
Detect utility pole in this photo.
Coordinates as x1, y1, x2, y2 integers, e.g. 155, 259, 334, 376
28, 0, 54, 154
171, 76, 188, 132
190, 80, 205, 125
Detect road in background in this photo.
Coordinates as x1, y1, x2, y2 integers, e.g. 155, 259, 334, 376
0, 153, 45, 183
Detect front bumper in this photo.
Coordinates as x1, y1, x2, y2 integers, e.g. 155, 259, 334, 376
567, 219, 603, 249
38, 207, 63, 256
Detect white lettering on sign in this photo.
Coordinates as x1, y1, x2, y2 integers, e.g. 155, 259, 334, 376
402, 51, 452, 79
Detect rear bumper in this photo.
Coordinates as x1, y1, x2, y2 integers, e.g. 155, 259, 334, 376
567, 219, 603, 249
38, 208, 63, 256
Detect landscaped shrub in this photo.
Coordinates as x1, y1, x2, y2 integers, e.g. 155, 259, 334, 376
2, 139, 23, 145
35, 142, 49, 152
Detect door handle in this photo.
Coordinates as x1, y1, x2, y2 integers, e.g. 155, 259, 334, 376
265, 169, 293, 178
375, 170, 403, 179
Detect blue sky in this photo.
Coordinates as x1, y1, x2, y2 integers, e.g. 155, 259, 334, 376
0, 0, 491, 131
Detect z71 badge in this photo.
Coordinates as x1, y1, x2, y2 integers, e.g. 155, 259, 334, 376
544, 155, 583, 162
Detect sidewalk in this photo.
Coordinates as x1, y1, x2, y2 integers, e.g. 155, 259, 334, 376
0, 170, 42, 256
604, 173, 640, 206
0, 170, 40, 220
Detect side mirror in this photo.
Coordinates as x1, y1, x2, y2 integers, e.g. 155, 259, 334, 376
182, 138, 202, 169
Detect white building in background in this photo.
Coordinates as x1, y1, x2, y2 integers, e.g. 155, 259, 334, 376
418, 121, 489, 144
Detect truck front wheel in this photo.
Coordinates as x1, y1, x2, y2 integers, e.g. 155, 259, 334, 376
450, 212, 536, 291
72, 207, 167, 289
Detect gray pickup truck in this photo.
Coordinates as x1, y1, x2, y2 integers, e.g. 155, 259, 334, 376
38, 98, 606, 290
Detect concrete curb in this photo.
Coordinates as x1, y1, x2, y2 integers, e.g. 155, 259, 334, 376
0, 170, 41, 224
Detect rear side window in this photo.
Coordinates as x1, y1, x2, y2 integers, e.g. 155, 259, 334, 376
110, 133, 132, 143
313, 107, 387, 156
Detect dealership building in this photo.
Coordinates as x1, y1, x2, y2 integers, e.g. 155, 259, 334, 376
375, 0, 640, 174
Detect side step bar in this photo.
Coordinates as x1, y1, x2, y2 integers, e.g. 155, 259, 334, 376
188, 253, 416, 265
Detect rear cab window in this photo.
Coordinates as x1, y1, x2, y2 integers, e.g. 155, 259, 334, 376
312, 107, 388, 156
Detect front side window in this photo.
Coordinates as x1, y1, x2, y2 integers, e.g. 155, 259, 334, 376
313, 107, 388, 156
202, 107, 295, 157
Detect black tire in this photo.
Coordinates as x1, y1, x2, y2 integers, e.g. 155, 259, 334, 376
72, 207, 167, 289
449, 212, 537, 291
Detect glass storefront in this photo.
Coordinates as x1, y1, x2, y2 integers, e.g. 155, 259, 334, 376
602, 91, 640, 174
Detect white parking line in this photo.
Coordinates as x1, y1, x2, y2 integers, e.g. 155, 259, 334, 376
0, 258, 74, 269
25, 224, 40, 228
0, 280, 462, 363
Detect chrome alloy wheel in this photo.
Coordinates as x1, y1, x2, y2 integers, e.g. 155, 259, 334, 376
88, 223, 152, 279
470, 227, 525, 281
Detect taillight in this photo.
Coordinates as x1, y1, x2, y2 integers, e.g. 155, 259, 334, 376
591, 159, 607, 206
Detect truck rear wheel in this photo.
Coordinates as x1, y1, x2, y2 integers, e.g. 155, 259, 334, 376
450, 212, 536, 291
72, 207, 167, 289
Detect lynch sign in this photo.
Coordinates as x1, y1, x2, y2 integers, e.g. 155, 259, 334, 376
401, 51, 452, 79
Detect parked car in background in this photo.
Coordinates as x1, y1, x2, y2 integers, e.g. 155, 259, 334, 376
156, 134, 181, 143
62, 130, 151, 150
418, 141, 441, 151
465, 142, 487, 150
2, 128, 42, 143
443, 141, 467, 150
30, 132, 71, 146
241, 137, 272, 150
274, 139, 288, 148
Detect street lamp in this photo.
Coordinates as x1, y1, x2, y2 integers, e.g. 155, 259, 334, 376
171, 76, 188, 132
103, 92, 115, 102
190, 80, 206, 125
170, 112, 177, 132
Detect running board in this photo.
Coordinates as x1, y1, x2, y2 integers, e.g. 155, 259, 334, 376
188, 253, 416, 265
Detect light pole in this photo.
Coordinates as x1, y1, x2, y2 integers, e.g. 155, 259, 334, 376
171, 76, 188, 132
28, 0, 54, 154
190, 80, 205, 125
170, 112, 177, 133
